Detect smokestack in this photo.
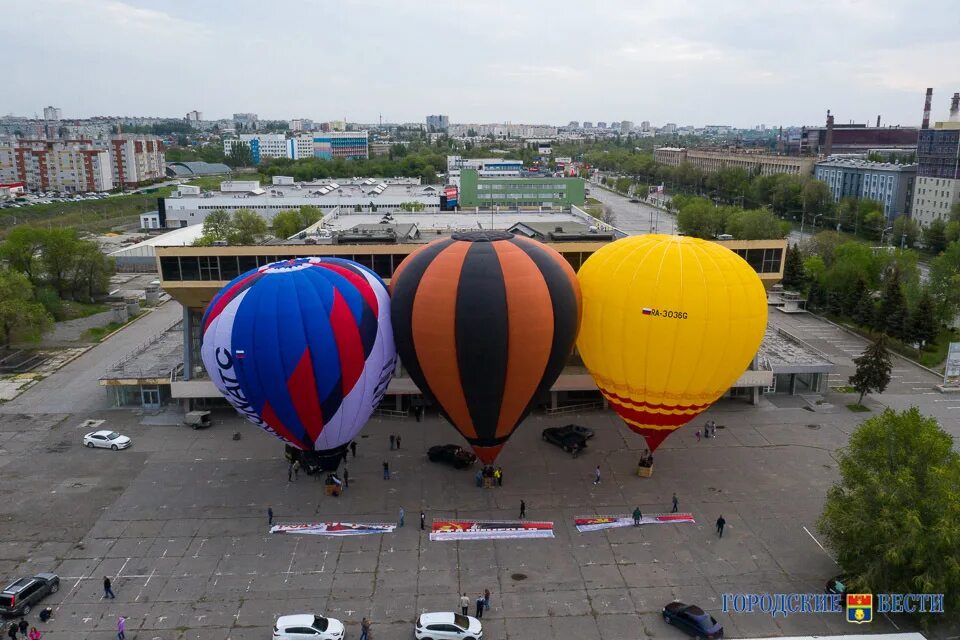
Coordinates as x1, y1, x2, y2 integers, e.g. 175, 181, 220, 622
876, 115, 881, 128
824, 109, 834, 156
922, 88, 933, 129
951, 92, 960, 122
777, 126, 783, 154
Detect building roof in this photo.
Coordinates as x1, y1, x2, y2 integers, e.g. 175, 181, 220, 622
815, 158, 917, 171
108, 225, 206, 259
165, 161, 232, 177
508, 221, 615, 242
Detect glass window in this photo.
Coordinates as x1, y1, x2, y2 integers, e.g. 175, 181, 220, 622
372, 253, 392, 278
160, 257, 181, 281
237, 255, 258, 273
179, 256, 200, 280
199, 256, 220, 281
220, 256, 240, 280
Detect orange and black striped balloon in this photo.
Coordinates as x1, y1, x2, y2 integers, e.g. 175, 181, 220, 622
391, 231, 581, 464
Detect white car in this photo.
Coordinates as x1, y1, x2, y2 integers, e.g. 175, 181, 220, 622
416, 612, 483, 640
273, 614, 344, 640
83, 430, 132, 450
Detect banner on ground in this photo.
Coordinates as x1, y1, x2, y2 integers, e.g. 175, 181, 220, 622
270, 522, 396, 536
575, 513, 695, 533
430, 520, 554, 541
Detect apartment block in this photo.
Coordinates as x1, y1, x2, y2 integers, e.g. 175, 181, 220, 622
0, 139, 113, 192
109, 134, 166, 187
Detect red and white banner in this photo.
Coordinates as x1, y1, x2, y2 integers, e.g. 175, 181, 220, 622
430, 520, 554, 541
575, 513, 695, 533
270, 522, 396, 536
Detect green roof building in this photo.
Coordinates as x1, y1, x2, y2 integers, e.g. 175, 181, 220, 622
458, 169, 585, 208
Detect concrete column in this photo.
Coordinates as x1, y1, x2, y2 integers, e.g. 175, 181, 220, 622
182, 306, 192, 381
790, 374, 798, 395
550, 391, 558, 410
751, 385, 760, 406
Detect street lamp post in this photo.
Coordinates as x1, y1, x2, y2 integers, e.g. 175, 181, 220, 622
880, 226, 894, 246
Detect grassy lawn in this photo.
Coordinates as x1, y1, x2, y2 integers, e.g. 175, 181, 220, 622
847, 403, 871, 412
584, 196, 603, 219
60, 301, 111, 321
0, 188, 175, 237
828, 313, 956, 371
82, 312, 143, 342
184, 175, 246, 191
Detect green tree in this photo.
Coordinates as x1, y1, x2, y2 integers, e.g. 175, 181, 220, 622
876, 268, 908, 339
724, 208, 790, 240
270, 205, 323, 240
675, 197, 730, 239
817, 408, 960, 625
850, 278, 875, 328
928, 241, 960, 325
864, 210, 886, 240
0, 269, 53, 347
41, 229, 81, 298
801, 178, 833, 217
891, 215, 919, 248
907, 290, 938, 352
69, 242, 114, 301
201, 210, 232, 241
226, 141, 254, 167
848, 335, 892, 405
923, 218, 948, 254
0, 226, 47, 285
614, 176, 631, 194
228, 209, 268, 245
399, 201, 426, 212
781, 244, 805, 289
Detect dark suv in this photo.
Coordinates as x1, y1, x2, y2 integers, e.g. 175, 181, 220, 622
0, 573, 59, 617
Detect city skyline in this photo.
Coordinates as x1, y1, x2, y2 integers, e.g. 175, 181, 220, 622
2, 0, 959, 127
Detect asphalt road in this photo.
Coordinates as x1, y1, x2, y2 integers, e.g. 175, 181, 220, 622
587, 184, 677, 236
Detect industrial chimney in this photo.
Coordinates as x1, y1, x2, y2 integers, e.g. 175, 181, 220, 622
951, 92, 960, 122
922, 88, 933, 129
876, 115, 881, 128
824, 110, 834, 156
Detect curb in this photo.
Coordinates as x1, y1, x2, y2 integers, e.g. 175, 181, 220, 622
95, 302, 164, 343
812, 313, 945, 379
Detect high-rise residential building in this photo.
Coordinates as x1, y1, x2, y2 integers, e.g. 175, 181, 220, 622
289, 119, 315, 132
912, 93, 960, 227
620, 120, 634, 133
312, 131, 368, 160
185, 110, 203, 122
568, 121, 580, 129
426, 115, 450, 131
641, 121, 651, 132
583, 121, 593, 129
43, 106, 62, 121
108, 134, 166, 187
223, 134, 288, 164
815, 158, 916, 222
233, 113, 259, 131
596, 121, 607, 129
0, 138, 113, 192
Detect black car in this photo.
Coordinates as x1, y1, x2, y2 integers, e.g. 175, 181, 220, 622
559, 423, 594, 439
541, 427, 587, 457
825, 574, 849, 596
662, 601, 723, 639
0, 573, 59, 617
427, 444, 477, 469
629, 198, 640, 203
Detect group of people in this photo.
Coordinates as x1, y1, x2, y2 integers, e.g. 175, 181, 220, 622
637, 448, 654, 468
459, 589, 492, 618
6, 620, 41, 640
695, 420, 718, 442
475, 465, 503, 487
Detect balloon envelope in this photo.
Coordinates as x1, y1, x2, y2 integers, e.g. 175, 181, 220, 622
577, 235, 767, 452
201, 257, 396, 451
391, 231, 581, 463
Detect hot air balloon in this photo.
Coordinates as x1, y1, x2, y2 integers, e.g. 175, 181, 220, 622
200, 257, 396, 461
390, 231, 581, 464
577, 234, 767, 453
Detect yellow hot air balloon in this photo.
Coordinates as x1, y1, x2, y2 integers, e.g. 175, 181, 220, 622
577, 234, 767, 453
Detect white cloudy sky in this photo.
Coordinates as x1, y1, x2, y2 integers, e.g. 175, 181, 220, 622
3, 0, 958, 127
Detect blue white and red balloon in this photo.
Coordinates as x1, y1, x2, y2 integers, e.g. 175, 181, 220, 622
200, 257, 396, 451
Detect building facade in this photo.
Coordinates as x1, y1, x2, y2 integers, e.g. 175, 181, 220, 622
108, 134, 166, 187
426, 115, 449, 131
911, 121, 960, 227
653, 147, 687, 167
458, 169, 585, 207
799, 123, 918, 156
43, 106, 62, 121
653, 148, 815, 177
313, 131, 369, 160
814, 158, 916, 221
224, 134, 288, 164
0, 139, 113, 192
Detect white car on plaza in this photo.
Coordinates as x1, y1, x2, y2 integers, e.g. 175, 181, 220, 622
82, 430, 131, 450
415, 612, 483, 640
273, 614, 344, 640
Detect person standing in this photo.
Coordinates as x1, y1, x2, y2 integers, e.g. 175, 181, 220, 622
103, 576, 115, 599
695, 429, 701, 443
350, 441, 357, 458
420, 511, 426, 531
672, 493, 679, 513
288, 463, 293, 482
460, 593, 469, 616
292, 460, 300, 480
343, 467, 349, 488
398, 507, 405, 527
383, 461, 390, 480
716, 515, 726, 538
117, 616, 125, 640
475, 594, 485, 619
27, 628, 40, 640
17, 621, 27, 637
593, 465, 601, 485
268, 507, 273, 526
494, 467, 502, 486
519, 500, 526, 519
359, 617, 371, 640
395, 434, 401, 449
632, 507, 642, 526
7, 623, 17, 640
484, 588, 491, 610
389, 434, 395, 450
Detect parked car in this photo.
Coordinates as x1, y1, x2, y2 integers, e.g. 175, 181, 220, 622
541, 426, 587, 457
558, 423, 594, 439
629, 198, 640, 203
83, 430, 131, 450
273, 614, 344, 640
427, 444, 477, 469
825, 574, 849, 596
183, 410, 212, 429
662, 601, 723, 639
415, 612, 483, 640
0, 573, 59, 617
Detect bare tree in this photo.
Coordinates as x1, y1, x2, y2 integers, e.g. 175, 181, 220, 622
602, 205, 617, 227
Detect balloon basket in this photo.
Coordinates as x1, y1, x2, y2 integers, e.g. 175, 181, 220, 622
637, 465, 653, 478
